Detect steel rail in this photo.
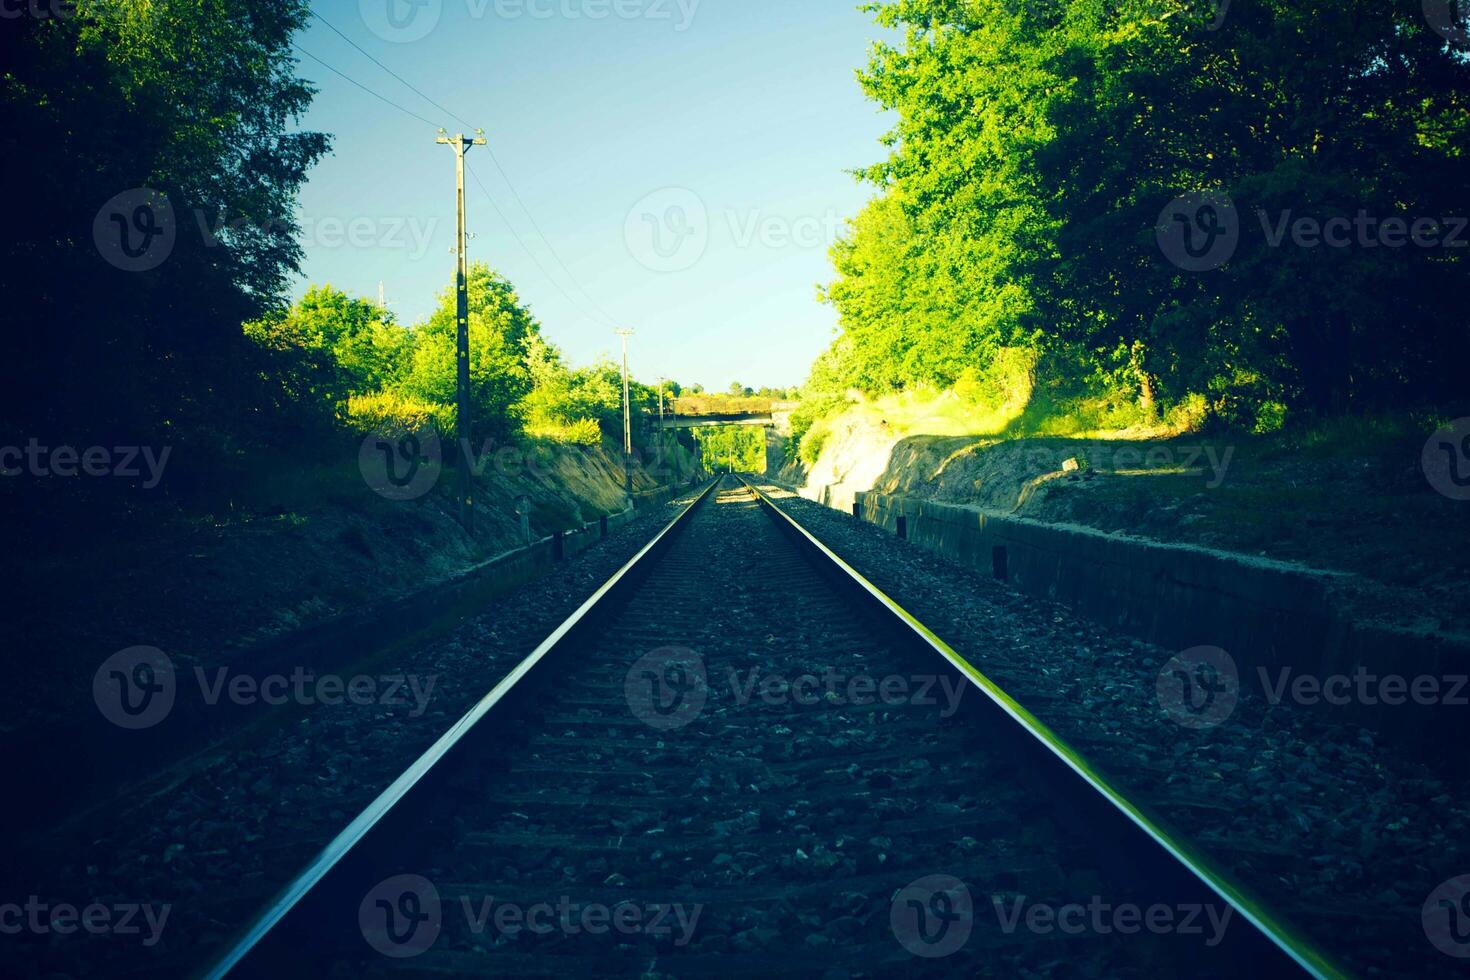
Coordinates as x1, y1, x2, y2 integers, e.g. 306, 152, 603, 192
204, 475, 1345, 977
200, 479, 721, 979
738, 476, 1346, 980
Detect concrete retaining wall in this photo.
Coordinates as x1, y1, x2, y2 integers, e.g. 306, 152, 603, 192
854, 490, 1468, 769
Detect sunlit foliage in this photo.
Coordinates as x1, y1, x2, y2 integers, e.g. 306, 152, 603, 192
813, 0, 1470, 430
694, 427, 766, 472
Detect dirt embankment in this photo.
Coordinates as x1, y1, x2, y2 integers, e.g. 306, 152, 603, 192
781, 415, 1470, 637
6, 439, 699, 733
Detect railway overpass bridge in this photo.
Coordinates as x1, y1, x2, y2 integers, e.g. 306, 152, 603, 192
656, 411, 773, 429
654, 400, 797, 435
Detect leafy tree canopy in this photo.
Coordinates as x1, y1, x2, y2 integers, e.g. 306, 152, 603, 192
2, 0, 330, 446
813, 0, 1470, 427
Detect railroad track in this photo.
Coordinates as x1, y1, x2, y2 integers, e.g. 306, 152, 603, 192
205, 478, 1338, 978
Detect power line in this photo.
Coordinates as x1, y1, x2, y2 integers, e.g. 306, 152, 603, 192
299, 19, 620, 326
310, 11, 474, 132
296, 39, 604, 327
481, 147, 619, 326
291, 43, 440, 128
465, 160, 612, 327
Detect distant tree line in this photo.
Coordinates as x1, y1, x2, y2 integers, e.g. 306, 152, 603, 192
248, 268, 662, 452
693, 426, 766, 473
811, 0, 1470, 431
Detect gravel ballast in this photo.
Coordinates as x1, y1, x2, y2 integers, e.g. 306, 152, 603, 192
2, 494, 700, 979
9, 480, 1464, 977
758, 483, 1469, 979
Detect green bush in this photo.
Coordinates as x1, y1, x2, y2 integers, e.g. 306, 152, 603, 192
1252, 401, 1289, 435
1163, 394, 1210, 434
788, 393, 850, 447
345, 391, 454, 438
954, 347, 1037, 415
798, 422, 831, 466
524, 417, 603, 446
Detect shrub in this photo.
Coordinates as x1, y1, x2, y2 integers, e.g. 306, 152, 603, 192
954, 347, 1038, 416
1163, 393, 1210, 434
798, 421, 831, 466
1252, 401, 1289, 434
524, 417, 603, 446
345, 391, 454, 438
788, 393, 850, 447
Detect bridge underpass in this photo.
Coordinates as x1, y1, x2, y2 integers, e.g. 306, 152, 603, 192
655, 404, 795, 474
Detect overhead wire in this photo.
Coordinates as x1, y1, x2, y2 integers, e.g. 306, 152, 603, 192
290, 43, 440, 128
310, 11, 477, 132
466, 160, 615, 327
307, 10, 621, 327
482, 148, 620, 326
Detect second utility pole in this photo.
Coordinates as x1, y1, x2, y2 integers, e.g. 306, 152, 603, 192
657, 376, 667, 478
437, 128, 487, 533
616, 328, 635, 497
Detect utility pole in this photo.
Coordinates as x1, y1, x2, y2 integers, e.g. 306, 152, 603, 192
436, 128, 487, 532
657, 376, 667, 478
616, 328, 635, 497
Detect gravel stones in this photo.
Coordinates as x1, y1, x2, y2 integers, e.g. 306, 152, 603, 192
761, 484, 1470, 978
6, 500, 696, 979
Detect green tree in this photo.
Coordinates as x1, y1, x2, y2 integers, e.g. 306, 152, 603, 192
402, 263, 542, 437
2, 0, 330, 452
516, 335, 625, 442
694, 426, 765, 472
1020, 0, 1470, 416
816, 0, 1470, 427
248, 286, 410, 397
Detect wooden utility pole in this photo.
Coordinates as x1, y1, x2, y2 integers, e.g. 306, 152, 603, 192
616, 329, 635, 496
436, 128, 487, 532
657, 376, 667, 475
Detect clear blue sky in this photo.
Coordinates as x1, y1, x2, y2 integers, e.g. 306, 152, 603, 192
292, 0, 895, 390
